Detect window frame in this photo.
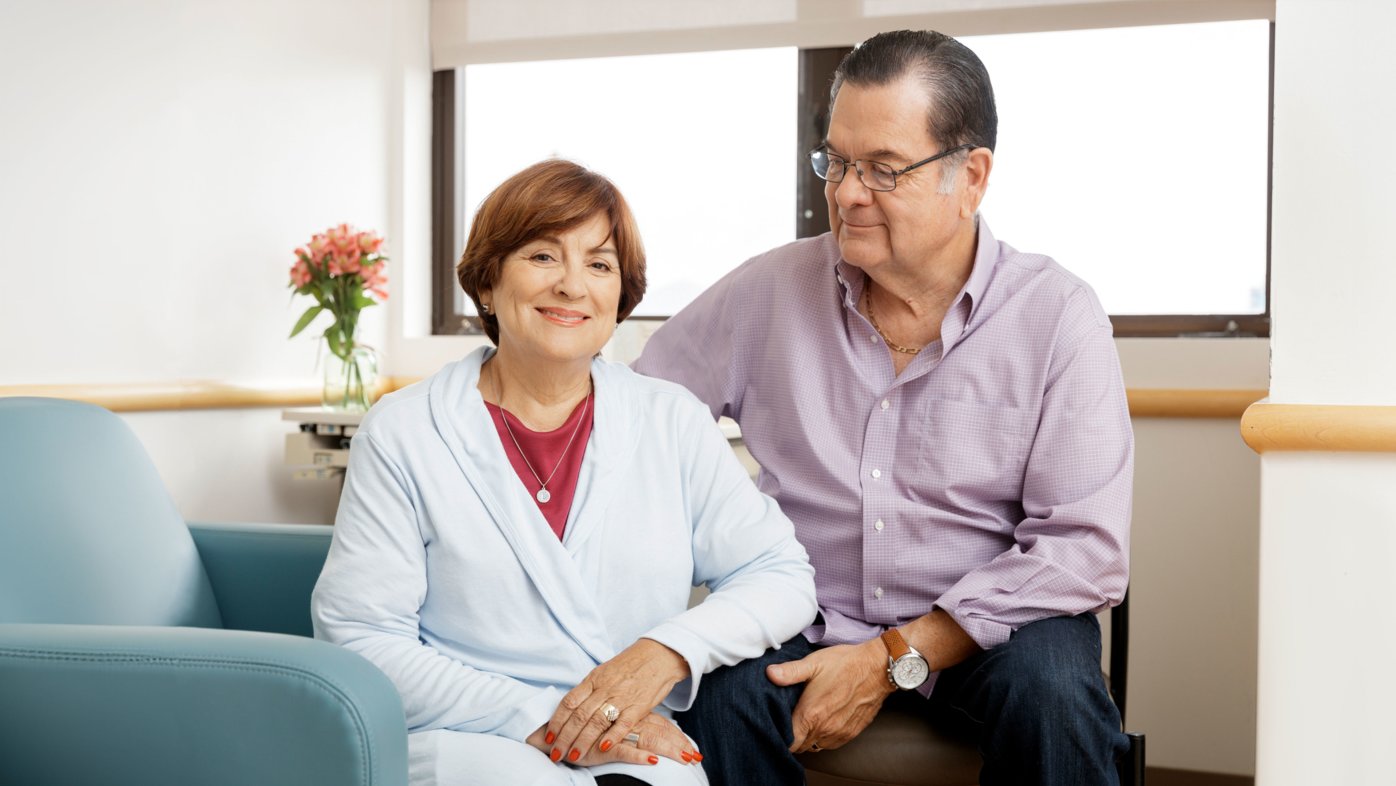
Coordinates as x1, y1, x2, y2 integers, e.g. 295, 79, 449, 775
431, 69, 478, 336
433, 26, 1273, 338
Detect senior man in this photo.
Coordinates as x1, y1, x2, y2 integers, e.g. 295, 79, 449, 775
634, 29, 1133, 786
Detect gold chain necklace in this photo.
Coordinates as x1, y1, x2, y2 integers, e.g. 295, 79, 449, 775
864, 287, 921, 355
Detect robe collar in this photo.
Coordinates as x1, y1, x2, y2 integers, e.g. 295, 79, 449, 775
427, 347, 644, 665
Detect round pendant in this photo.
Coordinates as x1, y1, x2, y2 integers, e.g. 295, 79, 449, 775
536, 488, 551, 504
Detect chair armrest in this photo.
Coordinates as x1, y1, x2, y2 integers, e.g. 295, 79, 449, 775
0, 623, 406, 786
187, 521, 333, 637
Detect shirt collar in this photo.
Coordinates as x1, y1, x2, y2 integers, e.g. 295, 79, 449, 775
961, 215, 999, 326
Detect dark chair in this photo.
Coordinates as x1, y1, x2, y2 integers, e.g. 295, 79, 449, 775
0, 397, 408, 786
798, 596, 1145, 786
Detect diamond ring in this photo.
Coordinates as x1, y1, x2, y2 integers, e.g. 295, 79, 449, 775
601, 703, 620, 723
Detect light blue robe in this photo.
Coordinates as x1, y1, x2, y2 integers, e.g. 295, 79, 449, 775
313, 347, 817, 786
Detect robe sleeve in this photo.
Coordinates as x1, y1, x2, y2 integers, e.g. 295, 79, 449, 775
639, 398, 818, 711
312, 429, 562, 742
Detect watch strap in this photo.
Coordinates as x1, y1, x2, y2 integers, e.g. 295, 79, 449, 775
880, 628, 911, 661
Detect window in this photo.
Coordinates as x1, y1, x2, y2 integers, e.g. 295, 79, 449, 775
971, 20, 1271, 332
435, 20, 1271, 337
433, 48, 796, 332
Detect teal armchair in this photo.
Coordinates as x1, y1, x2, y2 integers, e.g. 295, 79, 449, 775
0, 397, 407, 786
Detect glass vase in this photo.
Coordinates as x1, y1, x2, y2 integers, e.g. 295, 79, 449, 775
322, 345, 379, 412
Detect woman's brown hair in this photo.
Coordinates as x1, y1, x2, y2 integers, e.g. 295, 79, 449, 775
456, 159, 647, 344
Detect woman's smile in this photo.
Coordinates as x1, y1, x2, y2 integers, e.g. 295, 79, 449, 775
537, 306, 589, 326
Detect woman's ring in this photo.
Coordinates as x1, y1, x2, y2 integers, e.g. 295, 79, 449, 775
601, 703, 620, 723
624, 732, 641, 745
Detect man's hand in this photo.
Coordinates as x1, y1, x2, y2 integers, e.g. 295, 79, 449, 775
766, 637, 895, 753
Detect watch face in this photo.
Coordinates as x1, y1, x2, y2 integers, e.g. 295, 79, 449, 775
892, 656, 929, 689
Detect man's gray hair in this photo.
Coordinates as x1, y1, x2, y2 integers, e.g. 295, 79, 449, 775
830, 30, 997, 192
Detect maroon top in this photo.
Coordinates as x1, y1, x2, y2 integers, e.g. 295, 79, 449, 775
484, 392, 594, 541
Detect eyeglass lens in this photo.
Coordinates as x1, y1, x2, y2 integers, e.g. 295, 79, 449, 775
810, 150, 896, 191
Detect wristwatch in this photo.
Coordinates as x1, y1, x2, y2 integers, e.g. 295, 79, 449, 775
881, 628, 930, 691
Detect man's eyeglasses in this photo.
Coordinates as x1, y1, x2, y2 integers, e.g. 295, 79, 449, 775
809, 144, 975, 192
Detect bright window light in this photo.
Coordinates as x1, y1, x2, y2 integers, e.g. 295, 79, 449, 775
967, 20, 1270, 315
458, 19, 1269, 318
462, 48, 796, 318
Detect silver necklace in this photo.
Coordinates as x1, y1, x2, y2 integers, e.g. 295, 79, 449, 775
492, 366, 592, 504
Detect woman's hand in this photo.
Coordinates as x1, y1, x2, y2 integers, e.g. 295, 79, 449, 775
530, 713, 702, 768
542, 638, 691, 765
584, 712, 702, 767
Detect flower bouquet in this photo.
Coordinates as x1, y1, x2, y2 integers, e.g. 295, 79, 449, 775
288, 223, 389, 411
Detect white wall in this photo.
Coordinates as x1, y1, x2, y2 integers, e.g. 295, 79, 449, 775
1129, 417, 1260, 775
1258, 1, 1396, 783
1268, 0, 1395, 407
0, 2, 1267, 777
1120, 340, 1265, 777
0, 0, 429, 523
0, 0, 402, 384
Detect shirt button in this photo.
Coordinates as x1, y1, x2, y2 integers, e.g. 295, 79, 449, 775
871, 468, 881, 479
881, 399, 890, 411
874, 587, 884, 599
874, 519, 885, 531
870, 333, 879, 343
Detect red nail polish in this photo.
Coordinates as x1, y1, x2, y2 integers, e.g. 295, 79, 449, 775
681, 751, 692, 762
568, 749, 580, 762
647, 755, 659, 765
694, 752, 704, 762
545, 731, 555, 745
550, 748, 562, 763
599, 740, 613, 753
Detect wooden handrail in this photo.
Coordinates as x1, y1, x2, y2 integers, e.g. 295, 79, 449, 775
0, 380, 403, 413
18, 382, 1389, 452
1127, 388, 1265, 419
3, 380, 1265, 419
1241, 400, 1396, 454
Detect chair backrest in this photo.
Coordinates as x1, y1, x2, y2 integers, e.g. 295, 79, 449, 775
0, 397, 222, 628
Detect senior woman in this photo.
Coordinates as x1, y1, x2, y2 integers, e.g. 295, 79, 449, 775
312, 159, 817, 786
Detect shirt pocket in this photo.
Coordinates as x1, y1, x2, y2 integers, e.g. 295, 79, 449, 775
913, 397, 1030, 505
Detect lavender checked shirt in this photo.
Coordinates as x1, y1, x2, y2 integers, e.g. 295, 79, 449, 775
634, 219, 1132, 670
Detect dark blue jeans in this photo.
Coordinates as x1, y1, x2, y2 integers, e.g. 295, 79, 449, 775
675, 614, 1128, 786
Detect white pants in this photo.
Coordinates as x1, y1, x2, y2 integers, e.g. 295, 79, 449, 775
408, 729, 709, 786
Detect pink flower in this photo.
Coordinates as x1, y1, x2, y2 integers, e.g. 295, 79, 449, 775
328, 224, 357, 256
361, 262, 389, 300
288, 224, 390, 346
357, 231, 384, 255
290, 259, 312, 288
